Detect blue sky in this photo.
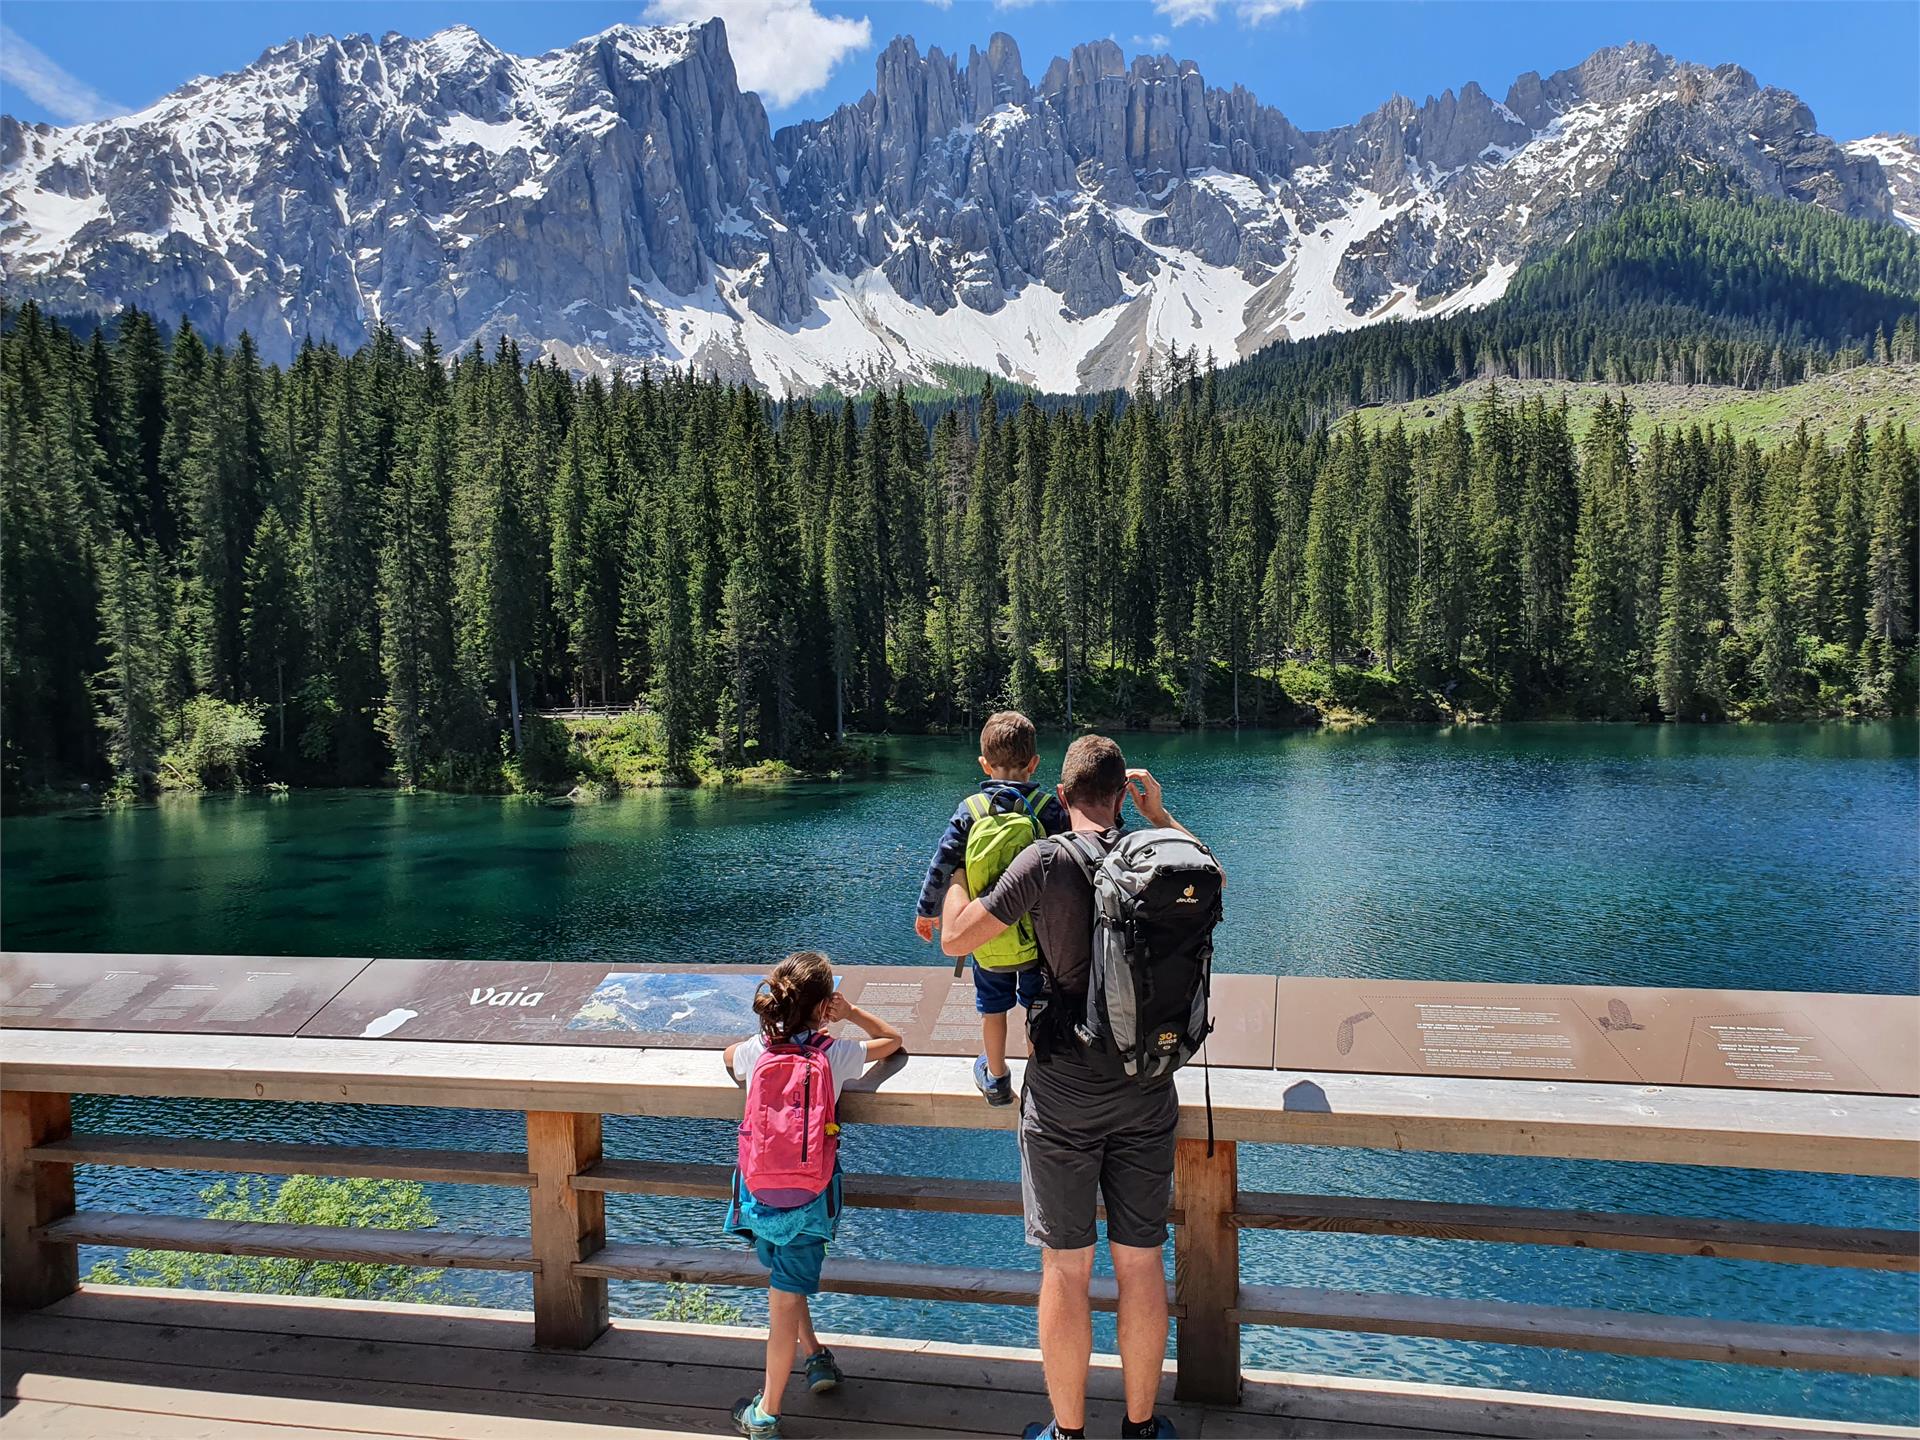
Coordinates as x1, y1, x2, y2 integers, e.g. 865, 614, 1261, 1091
2, 1, 1915, 139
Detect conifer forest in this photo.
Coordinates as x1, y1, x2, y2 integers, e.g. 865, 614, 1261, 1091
4, 285, 1914, 798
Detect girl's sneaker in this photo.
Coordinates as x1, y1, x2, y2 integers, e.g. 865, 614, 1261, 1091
803, 1346, 843, 1393
731, 1394, 781, 1439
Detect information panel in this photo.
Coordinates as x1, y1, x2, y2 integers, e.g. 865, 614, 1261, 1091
0, 951, 372, 1036
1274, 979, 1917, 1095
5, 952, 1912, 1094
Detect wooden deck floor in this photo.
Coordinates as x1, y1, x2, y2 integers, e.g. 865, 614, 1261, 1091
1, 1287, 1910, 1440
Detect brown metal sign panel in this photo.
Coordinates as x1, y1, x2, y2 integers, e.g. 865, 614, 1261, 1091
0, 951, 373, 1036
1275, 979, 1918, 1095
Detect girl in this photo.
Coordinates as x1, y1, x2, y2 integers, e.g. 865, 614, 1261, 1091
723, 951, 903, 1440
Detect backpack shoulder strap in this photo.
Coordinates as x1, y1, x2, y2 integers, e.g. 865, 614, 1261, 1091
963, 792, 990, 823
806, 1031, 836, 1053
1051, 830, 1103, 882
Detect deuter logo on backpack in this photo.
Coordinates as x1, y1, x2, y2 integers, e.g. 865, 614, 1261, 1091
1055, 828, 1224, 1083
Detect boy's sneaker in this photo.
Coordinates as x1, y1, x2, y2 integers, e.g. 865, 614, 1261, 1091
974, 1054, 1015, 1106
731, 1394, 780, 1439
1123, 1419, 1179, 1439
803, 1346, 843, 1393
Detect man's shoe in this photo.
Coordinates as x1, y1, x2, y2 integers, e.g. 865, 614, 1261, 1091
803, 1346, 843, 1393
974, 1054, 1015, 1106
731, 1394, 781, 1439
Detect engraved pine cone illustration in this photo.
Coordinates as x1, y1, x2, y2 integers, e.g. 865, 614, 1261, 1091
1335, 1010, 1376, 1055
1597, 998, 1645, 1032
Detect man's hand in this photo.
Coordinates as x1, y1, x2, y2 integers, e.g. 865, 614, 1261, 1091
1126, 768, 1172, 827
914, 914, 936, 942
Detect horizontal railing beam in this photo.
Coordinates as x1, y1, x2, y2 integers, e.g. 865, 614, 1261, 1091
1234, 1191, 1920, 1271
576, 1159, 1175, 1222
30, 1136, 534, 1188
576, 1242, 1176, 1315
35, 1212, 538, 1272
1231, 1284, 1919, 1377
7, 1029, 1916, 1175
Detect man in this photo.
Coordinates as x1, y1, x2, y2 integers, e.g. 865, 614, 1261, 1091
940, 734, 1191, 1440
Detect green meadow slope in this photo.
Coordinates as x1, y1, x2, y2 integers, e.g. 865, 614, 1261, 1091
1353, 364, 1919, 446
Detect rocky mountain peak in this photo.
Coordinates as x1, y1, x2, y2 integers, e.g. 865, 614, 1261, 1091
3, 28, 1909, 395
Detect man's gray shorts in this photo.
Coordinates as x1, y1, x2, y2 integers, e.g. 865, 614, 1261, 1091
1018, 1047, 1179, 1250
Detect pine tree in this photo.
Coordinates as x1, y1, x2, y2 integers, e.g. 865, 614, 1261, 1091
1301, 453, 1350, 668
1865, 425, 1914, 652
1362, 422, 1412, 672
378, 406, 456, 788
95, 533, 167, 788
1653, 511, 1700, 719
243, 508, 301, 758
650, 486, 698, 775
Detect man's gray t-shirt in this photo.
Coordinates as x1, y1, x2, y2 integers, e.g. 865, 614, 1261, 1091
979, 827, 1119, 997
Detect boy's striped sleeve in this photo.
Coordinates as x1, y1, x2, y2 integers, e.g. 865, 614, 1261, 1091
915, 801, 974, 917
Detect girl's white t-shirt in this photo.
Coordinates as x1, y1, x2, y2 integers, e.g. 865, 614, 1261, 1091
731, 1030, 869, 1099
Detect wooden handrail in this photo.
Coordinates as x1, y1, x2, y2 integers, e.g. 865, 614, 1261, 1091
4, 1028, 1918, 1413
36, 1135, 1916, 1271
6, 1028, 1916, 1174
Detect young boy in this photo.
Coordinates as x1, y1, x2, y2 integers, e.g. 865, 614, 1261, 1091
913, 710, 1068, 1105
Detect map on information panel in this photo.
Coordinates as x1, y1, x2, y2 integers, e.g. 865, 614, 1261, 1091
566, 971, 774, 1039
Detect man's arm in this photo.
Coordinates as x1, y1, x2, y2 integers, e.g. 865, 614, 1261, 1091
1126, 769, 1192, 838
1126, 768, 1222, 882
939, 844, 1045, 958
938, 874, 1005, 957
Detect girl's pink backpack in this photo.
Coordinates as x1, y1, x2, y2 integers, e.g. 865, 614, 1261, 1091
738, 1033, 838, 1207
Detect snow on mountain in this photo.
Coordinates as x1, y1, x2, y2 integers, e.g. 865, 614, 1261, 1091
0, 25, 1905, 393
1845, 134, 1920, 231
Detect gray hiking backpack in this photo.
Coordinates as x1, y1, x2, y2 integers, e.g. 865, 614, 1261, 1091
1054, 828, 1224, 1084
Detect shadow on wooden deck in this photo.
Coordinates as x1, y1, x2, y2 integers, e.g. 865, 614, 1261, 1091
0, 1286, 1907, 1439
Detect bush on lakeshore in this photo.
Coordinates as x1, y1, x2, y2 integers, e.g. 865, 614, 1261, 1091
85, 1175, 464, 1305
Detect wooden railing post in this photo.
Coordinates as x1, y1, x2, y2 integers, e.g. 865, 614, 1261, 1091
526, 1110, 607, 1349
2, 1090, 76, 1310
1173, 1137, 1241, 1404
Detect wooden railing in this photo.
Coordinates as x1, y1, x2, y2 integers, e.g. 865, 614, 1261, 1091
3, 1026, 1917, 1405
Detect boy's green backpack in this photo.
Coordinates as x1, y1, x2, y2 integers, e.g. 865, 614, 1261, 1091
963, 789, 1051, 971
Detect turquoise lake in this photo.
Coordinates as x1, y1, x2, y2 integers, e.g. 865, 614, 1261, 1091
3, 723, 1917, 1424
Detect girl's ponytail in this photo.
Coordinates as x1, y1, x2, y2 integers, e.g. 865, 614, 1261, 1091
753, 950, 834, 1042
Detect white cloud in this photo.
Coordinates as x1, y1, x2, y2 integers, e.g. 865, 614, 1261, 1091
1151, 0, 1307, 24
1129, 33, 1173, 51
1237, 0, 1307, 22
640, 0, 871, 109
0, 24, 125, 123
923, 0, 954, 8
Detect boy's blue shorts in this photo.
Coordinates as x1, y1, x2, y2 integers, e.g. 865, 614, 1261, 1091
755, 1236, 827, 1296
972, 959, 1041, 1016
